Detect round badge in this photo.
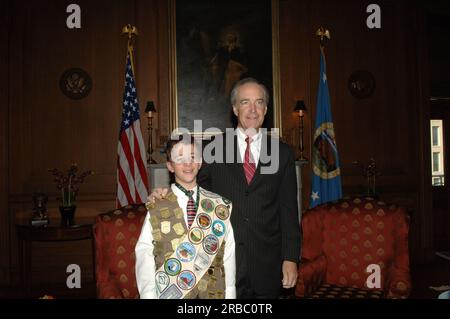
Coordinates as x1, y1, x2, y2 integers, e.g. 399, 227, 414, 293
177, 270, 196, 290
164, 258, 182, 276
196, 213, 212, 229
188, 227, 204, 245
215, 204, 230, 220
176, 242, 196, 262
222, 197, 232, 205
203, 234, 219, 255
200, 198, 214, 213
212, 220, 226, 237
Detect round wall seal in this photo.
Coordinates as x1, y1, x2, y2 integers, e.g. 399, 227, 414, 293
348, 70, 375, 99
59, 67, 92, 99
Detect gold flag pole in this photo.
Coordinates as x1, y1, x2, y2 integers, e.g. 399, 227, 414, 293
122, 24, 138, 73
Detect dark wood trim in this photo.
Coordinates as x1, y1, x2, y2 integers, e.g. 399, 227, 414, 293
415, 2, 434, 264
0, 0, 10, 285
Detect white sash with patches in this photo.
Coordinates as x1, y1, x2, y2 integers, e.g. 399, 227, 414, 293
155, 190, 232, 299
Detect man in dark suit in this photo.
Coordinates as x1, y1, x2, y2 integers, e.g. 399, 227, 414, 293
150, 78, 300, 298
199, 78, 300, 298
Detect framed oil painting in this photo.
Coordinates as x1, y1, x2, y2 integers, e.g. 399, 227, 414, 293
169, 0, 281, 135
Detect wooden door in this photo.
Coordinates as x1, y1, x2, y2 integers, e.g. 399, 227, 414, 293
430, 102, 450, 251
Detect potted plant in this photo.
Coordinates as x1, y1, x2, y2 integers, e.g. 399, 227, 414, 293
48, 164, 93, 226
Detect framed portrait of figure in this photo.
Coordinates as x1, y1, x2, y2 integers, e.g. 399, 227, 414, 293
169, 0, 281, 135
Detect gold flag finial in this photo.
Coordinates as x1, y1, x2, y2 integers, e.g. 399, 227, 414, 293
122, 24, 138, 40
316, 27, 331, 47
122, 25, 138, 73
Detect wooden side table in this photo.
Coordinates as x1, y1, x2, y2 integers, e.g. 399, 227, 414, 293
16, 219, 95, 297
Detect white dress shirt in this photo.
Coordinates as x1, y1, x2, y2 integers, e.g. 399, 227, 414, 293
135, 184, 236, 299
236, 128, 262, 168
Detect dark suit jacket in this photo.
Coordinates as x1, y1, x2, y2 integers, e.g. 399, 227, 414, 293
198, 133, 300, 298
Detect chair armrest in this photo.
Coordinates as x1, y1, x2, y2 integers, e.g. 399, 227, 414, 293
93, 215, 123, 299
295, 255, 327, 298
385, 209, 412, 299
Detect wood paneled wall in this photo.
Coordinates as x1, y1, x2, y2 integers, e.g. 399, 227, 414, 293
0, 0, 438, 286
0, 0, 11, 284
279, 0, 434, 264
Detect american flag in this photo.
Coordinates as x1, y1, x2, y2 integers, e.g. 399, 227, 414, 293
116, 51, 149, 207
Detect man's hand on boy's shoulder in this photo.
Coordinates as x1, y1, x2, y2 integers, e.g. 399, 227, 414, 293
148, 188, 170, 203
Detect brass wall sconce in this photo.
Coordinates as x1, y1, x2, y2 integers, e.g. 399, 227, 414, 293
294, 100, 307, 161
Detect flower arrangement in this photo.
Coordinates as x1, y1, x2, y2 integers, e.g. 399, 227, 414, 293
48, 164, 94, 207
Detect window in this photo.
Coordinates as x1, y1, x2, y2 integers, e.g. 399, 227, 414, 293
433, 152, 440, 172
431, 120, 445, 186
432, 126, 439, 146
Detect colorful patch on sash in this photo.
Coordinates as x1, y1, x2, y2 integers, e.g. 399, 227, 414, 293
160, 207, 171, 218
177, 270, 196, 290
188, 227, 204, 245
159, 284, 183, 299
193, 251, 210, 273
200, 198, 214, 213
164, 258, 182, 276
173, 207, 184, 219
161, 221, 171, 234
203, 234, 219, 255
196, 213, 212, 230
212, 220, 226, 237
155, 271, 170, 293
172, 222, 185, 236
214, 204, 230, 220
176, 242, 196, 263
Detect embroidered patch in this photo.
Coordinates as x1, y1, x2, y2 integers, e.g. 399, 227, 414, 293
203, 234, 219, 255
160, 207, 171, 219
173, 207, 184, 219
200, 199, 215, 213
171, 238, 181, 251
212, 220, 226, 237
164, 258, 182, 276
193, 251, 210, 273
197, 213, 212, 230
172, 222, 185, 236
188, 227, 204, 245
176, 242, 196, 263
161, 221, 171, 235
214, 204, 230, 220
159, 284, 183, 299
177, 270, 196, 290
155, 271, 170, 293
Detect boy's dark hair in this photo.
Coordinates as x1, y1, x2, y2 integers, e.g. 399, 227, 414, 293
165, 134, 197, 162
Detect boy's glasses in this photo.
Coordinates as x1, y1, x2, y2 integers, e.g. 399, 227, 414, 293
172, 156, 201, 164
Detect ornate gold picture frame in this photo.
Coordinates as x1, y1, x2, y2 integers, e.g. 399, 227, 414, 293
169, 0, 281, 136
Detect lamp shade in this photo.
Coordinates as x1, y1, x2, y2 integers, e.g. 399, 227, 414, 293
145, 101, 157, 113
294, 100, 306, 112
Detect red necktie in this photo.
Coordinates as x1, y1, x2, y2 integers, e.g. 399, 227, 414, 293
186, 190, 196, 228
244, 136, 256, 184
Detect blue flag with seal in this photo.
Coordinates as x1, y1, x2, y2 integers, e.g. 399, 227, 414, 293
310, 48, 342, 208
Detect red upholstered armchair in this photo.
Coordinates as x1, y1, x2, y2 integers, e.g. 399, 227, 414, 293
94, 204, 147, 299
295, 197, 411, 299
